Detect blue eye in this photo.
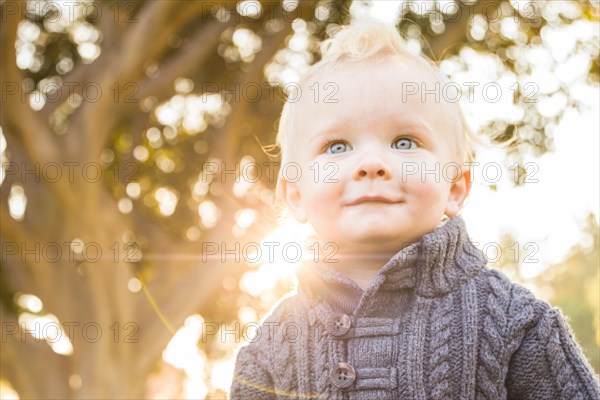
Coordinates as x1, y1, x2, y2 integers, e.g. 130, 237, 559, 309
392, 138, 417, 150
326, 141, 351, 154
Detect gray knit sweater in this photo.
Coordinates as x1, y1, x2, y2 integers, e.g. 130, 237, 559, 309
229, 216, 600, 399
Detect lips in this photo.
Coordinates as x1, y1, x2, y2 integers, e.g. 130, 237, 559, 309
345, 196, 402, 206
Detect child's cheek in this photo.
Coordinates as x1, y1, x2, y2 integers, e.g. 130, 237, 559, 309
404, 171, 446, 200
301, 161, 342, 194
312, 179, 341, 206
298, 175, 337, 214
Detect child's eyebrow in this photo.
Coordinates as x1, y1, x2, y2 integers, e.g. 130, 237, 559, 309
306, 118, 437, 144
308, 121, 346, 143
392, 117, 434, 142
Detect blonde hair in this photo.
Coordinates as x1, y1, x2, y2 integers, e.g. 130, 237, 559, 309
272, 18, 509, 208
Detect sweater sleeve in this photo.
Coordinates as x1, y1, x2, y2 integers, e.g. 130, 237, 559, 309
505, 306, 600, 400
229, 343, 277, 400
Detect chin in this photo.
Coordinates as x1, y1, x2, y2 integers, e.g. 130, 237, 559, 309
350, 230, 407, 244
352, 221, 405, 234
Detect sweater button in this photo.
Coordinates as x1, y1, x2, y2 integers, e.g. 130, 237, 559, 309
326, 313, 351, 336
329, 362, 356, 389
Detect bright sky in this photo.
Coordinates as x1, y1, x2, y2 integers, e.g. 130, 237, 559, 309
463, 103, 599, 277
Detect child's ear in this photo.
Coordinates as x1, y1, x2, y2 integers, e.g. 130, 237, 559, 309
444, 166, 471, 217
277, 177, 308, 223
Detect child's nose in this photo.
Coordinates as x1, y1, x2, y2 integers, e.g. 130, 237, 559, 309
354, 153, 392, 180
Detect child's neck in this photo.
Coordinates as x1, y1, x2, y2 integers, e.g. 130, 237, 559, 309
307, 235, 422, 290
332, 266, 379, 291
326, 251, 397, 291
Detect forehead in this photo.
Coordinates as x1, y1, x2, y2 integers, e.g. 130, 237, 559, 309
292, 56, 461, 144
299, 56, 447, 110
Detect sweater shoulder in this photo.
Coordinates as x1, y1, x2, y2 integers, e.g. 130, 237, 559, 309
230, 293, 305, 399
474, 267, 555, 336
263, 291, 305, 324
239, 291, 306, 350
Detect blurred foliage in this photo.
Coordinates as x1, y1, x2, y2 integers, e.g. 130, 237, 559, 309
1, 0, 598, 398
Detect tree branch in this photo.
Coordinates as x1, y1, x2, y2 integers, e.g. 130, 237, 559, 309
0, 4, 61, 165
109, 1, 216, 86
134, 19, 294, 375
0, 302, 70, 399
40, 1, 128, 120
136, 18, 235, 101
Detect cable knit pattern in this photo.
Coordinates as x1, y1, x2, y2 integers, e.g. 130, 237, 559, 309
229, 216, 600, 399
476, 272, 510, 399
426, 293, 454, 400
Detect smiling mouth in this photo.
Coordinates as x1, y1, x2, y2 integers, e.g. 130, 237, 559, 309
346, 196, 402, 206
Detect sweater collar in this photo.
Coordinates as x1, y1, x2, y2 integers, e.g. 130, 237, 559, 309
295, 216, 487, 304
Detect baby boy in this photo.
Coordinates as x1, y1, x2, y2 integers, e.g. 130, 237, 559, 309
230, 19, 600, 399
